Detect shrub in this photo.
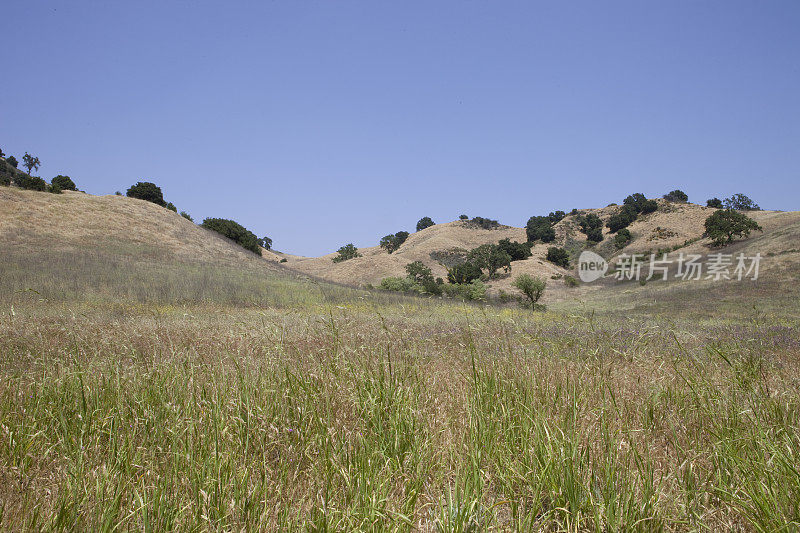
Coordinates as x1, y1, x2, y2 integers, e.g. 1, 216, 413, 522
416, 217, 435, 231
469, 216, 499, 230
260, 236, 272, 250
723, 193, 760, 211
180, 211, 194, 222
586, 227, 604, 243
6, 156, 18, 168
379, 231, 410, 254
548, 210, 566, 224
564, 275, 579, 287
497, 238, 532, 261
380, 276, 414, 292
127, 181, 166, 206
280, 258, 288, 263
459, 214, 469, 220
332, 243, 361, 263
447, 262, 482, 284
606, 205, 638, 232
165, 202, 177, 212
51, 175, 76, 191
115, 191, 122, 196
443, 280, 487, 301
201, 218, 262, 254
641, 199, 658, 214
48, 183, 62, 194
623, 193, 648, 211
525, 216, 555, 243
468, 244, 512, 279
663, 189, 688, 203
0, 148, 4, 157
704, 209, 763, 246
404, 261, 442, 294
614, 228, 632, 248
546, 246, 570, 268
512, 274, 546, 308
706, 197, 723, 209
16, 174, 48, 191
0, 175, 9, 186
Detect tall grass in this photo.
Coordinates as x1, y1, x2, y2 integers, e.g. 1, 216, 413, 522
0, 300, 798, 530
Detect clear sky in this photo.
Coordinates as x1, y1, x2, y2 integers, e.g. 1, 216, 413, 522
3, 1, 799, 256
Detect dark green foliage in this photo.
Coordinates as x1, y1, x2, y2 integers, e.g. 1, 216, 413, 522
545, 247, 570, 268
180, 211, 194, 222
704, 209, 763, 246
641, 199, 658, 214
22, 153, 41, 175
459, 214, 469, 220
6, 156, 18, 168
165, 202, 177, 212
48, 183, 62, 194
416, 217, 435, 231
548, 211, 566, 224
201, 218, 262, 254
16, 174, 48, 191
469, 216, 500, 229
447, 262, 482, 284
0, 175, 9, 186
0, 148, 4, 157
404, 261, 441, 294
586, 227, 604, 243
723, 193, 760, 211
614, 228, 632, 248
468, 244, 511, 279
380, 231, 410, 254
606, 204, 638, 232
497, 238, 532, 261
564, 275, 579, 287
51, 175, 76, 191
332, 243, 361, 263
706, 198, 723, 209
663, 189, 688, 203
127, 181, 166, 206
525, 216, 555, 243
280, 258, 288, 263
578, 213, 603, 234
260, 236, 272, 250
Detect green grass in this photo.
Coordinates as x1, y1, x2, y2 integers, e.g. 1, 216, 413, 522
1, 240, 799, 530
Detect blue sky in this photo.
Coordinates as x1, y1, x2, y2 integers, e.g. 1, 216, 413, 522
3, 1, 799, 256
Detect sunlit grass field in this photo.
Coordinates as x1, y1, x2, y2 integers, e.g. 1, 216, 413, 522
1, 250, 799, 531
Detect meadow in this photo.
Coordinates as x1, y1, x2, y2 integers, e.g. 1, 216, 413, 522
1, 249, 799, 531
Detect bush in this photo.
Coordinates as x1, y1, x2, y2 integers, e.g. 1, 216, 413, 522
586, 227, 604, 243
525, 216, 555, 243
546, 246, 570, 268
6, 156, 18, 168
548, 211, 566, 224
497, 238, 532, 261
165, 202, 177, 212
641, 199, 658, 214
564, 275, 579, 287
723, 193, 760, 211
127, 181, 166, 206
405, 261, 442, 294
447, 262, 482, 284
512, 274, 546, 308
468, 244, 512, 279
606, 204, 638, 232
663, 189, 688, 203
332, 243, 361, 263
706, 197, 723, 209
379, 231, 410, 254
416, 217, 435, 231
443, 280, 486, 301
459, 214, 469, 220
704, 209, 763, 246
468, 216, 500, 230
614, 228, 632, 248
280, 258, 288, 263
51, 175, 77, 191
48, 183, 62, 194
260, 236, 272, 250
180, 211, 194, 222
0, 175, 9, 186
16, 174, 48, 191
380, 276, 414, 292
201, 218, 262, 254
